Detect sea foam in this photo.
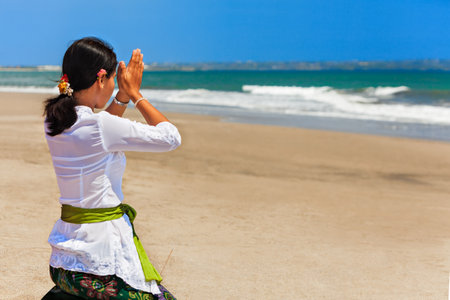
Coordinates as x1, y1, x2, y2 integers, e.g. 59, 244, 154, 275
1, 84, 449, 125
0, 86, 58, 94
364, 86, 410, 97
141, 85, 450, 125
240, 85, 450, 124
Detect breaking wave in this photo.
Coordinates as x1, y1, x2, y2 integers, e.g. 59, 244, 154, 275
1, 84, 449, 125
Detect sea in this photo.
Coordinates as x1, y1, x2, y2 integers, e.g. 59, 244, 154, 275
1, 70, 450, 141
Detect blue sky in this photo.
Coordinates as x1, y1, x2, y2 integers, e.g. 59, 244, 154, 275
0, 0, 449, 65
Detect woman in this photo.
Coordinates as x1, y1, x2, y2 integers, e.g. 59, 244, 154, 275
42, 37, 180, 300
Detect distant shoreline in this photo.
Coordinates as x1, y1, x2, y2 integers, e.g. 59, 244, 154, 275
2, 59, 450, 72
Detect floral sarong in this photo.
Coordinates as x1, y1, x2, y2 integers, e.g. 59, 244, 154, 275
47, 266, 176, 300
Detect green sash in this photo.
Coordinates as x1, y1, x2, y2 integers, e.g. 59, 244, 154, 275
61, 203, 162, 283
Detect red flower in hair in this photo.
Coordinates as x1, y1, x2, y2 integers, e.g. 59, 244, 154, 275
58, 74, 73, 96
60, 74, 69, 82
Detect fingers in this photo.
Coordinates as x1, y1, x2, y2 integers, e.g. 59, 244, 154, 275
140, 53, 144, 72
116, 61, 125, 83
126, 49, 139, 72
128, 49, 136, 66
126, 49, 144, 65
132, 49, 141, 65
117, 49, 144, 98
117, 61, 126, 75
126, 49, 143, 73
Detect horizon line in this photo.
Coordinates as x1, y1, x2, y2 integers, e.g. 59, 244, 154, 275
1, 59, 450, 72
0, 58, 449, 67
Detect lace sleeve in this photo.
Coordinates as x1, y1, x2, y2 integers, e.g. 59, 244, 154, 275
97, 111, 181, 152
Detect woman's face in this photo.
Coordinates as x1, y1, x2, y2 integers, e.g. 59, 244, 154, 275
97, 71, 116, 108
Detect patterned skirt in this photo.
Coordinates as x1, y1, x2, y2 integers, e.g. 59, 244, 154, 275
45, 266, 176, 300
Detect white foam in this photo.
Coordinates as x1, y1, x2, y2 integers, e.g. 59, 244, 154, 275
141, 86, 450, 125
364, 86, 410, 97
0, 85, 58, 94
37, 65, 61, 71
1, 84, 449, 125
285, 102, 450, 124
243, 85, 331, 96
243, 84, 378, 103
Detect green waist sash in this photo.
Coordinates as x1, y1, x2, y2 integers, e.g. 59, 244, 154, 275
61, 203, 162, 283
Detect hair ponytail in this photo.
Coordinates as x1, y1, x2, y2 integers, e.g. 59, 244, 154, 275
44, 94, 77, 136
42, 37, 118, 136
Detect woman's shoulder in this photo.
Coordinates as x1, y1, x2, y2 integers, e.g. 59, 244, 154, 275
75, 105, 95, 118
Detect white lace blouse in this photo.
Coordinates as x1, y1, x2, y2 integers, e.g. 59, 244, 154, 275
45, 105, 181, 295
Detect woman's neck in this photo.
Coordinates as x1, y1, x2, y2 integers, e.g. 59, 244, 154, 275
74, 88, 98, 111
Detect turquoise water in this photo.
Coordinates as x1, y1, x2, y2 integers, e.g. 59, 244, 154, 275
1, 70, 450, 91
1, 70, 450, 141
1, 70, 449, 105
141, 70, 450, 92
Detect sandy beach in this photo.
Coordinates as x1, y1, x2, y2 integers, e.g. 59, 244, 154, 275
1, 92, 450, 299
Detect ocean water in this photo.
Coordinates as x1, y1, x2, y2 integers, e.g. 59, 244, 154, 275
1, 70, 450, 141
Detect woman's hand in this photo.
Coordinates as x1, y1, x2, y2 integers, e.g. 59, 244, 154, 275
117, 49, 145, 102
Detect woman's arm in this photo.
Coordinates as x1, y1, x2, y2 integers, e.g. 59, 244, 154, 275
130, 92, 169, 125
98, 111, 181, 152
104, 90, 130, 117
99, 48, 181, 153
117, 49, 171, 125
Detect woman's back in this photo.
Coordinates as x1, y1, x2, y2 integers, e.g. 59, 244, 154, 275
46, 105, 180, 295
46, 105, 180, 209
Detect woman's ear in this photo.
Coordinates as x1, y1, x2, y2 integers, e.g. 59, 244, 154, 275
96, 69, 108, 88
97, 76, 105, 88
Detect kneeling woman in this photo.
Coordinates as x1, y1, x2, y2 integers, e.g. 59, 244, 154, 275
43, 37, 180, 300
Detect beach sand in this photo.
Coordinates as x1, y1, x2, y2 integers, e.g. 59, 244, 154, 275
1, 92, 450, 299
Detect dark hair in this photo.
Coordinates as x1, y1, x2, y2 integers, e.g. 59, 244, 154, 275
44, 37, 118, 136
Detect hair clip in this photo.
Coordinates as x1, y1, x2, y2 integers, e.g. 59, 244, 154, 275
97, 69, 107, 80
58, 74, 73, 96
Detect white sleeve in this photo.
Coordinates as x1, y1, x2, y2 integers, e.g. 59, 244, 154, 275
97, 111, 181, 152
